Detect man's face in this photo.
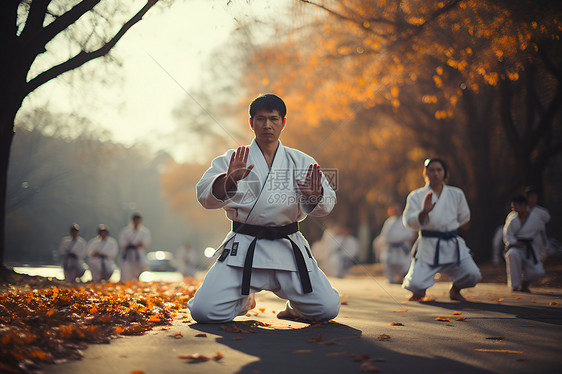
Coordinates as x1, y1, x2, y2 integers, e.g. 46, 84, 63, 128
424, 162, 445, 185
249, 109, 286, 144
99, 230, 108, 239
70, 230, 79, 239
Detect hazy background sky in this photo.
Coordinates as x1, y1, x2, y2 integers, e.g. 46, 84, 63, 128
20, 0, 284, 162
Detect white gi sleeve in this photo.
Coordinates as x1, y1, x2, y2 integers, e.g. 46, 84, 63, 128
196, 150, 235, 210
503, 216, 519, 247
403, 190, 425, 230
456, 190, 471, 226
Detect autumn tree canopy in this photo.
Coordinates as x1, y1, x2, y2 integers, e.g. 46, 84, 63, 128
231, 0, 562, 259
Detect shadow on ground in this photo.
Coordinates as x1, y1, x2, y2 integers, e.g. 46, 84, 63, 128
189, 320, 495, 374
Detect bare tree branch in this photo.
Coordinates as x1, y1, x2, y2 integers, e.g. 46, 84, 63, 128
20, 0, 50, 40
25, 0, 158, 96
28, 0, 101, 50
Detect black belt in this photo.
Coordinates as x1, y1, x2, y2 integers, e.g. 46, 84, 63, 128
63, 253, 78, 269
223, 221, 313, 296
92, 254, 109, 277
123, 244, 140, 261
508, 239, 538, 264
420, 230, 460, 266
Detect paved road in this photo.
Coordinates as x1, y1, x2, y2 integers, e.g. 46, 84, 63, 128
45, 276, 562, 374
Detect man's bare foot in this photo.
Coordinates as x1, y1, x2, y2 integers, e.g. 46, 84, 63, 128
449, 285, 466, 301
276, 309, 293, 320
409, 290, 426, 301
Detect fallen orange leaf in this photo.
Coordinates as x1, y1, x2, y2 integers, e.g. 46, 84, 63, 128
307, 333, 323, 343
259, 308, 265, 313
213, 352, 224, 361
178, 354, 211, 362
456, 317, 468, 321
549, 301, 558, 306
194, 333, 207, 338
360, 362, 380, 372
294, 349, 312, 354
475, 349, 522, 354
435, 317, 450, 322
169, 332, 183, 338
390, 322, 404, 326
340, 301, 348, 305
377, 334, 391, 341
452, 311, 462, 315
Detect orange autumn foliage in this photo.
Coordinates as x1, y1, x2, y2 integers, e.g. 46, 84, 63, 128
0, 281, 199, 373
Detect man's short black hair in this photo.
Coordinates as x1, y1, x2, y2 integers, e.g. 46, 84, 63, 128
510, 194, 527, 205
249, 94, 287, 118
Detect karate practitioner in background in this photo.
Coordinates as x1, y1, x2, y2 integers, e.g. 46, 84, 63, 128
119, 212, 151, 281
503, 194, 545, 292
188, 94, 340, 323
402, 158, 481, 301
375, 204, 416, 284
326, 225, 358, 278
58, 223, 87, 282
87, 224, 118, 282
524, 187, 553, 260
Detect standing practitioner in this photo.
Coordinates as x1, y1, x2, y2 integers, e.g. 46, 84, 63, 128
402, 158, 481, 301
58, 223, 87, 282
503, 194, 546, 292
375, 204, 416, 284
119, 212, 151, 281
87, 224, 118, 282
188, 94, 340, 323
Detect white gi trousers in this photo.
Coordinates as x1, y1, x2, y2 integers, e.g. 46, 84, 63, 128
402, 257, 481, 293
505, 248, 545, 289
188, 260, 340, 323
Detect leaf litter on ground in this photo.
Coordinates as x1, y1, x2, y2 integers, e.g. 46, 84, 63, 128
0, 279, 199, 373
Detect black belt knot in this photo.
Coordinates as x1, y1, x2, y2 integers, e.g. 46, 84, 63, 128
420, 230, 460, 266
508, 238, 538, 264
229, 221, 312, 295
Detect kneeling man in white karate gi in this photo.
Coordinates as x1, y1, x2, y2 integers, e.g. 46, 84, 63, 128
188, 94, 340, 323
402, 158, 481, 301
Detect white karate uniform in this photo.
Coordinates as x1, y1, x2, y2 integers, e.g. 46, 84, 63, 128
326, 233, 358, 278
58, 236, 87, 281
503, 209, 546, 289
188, 139, 340, 323
402, 184, 481, 293
119, 224, 151, 281
87, 236, 118, 282
376, 215, 416, 283
506, 205, 550, 260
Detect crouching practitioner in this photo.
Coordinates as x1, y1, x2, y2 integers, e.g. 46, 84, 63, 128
402, 158, 481, 301
503, 194, 545, 292
87, 224, 118, 282
188, 94, 341, 323
58, 223, 87, 282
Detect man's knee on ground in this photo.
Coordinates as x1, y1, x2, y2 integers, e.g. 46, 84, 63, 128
188, 299, 232, 324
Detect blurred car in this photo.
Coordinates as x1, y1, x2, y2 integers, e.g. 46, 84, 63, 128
146, 250, 176, 272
